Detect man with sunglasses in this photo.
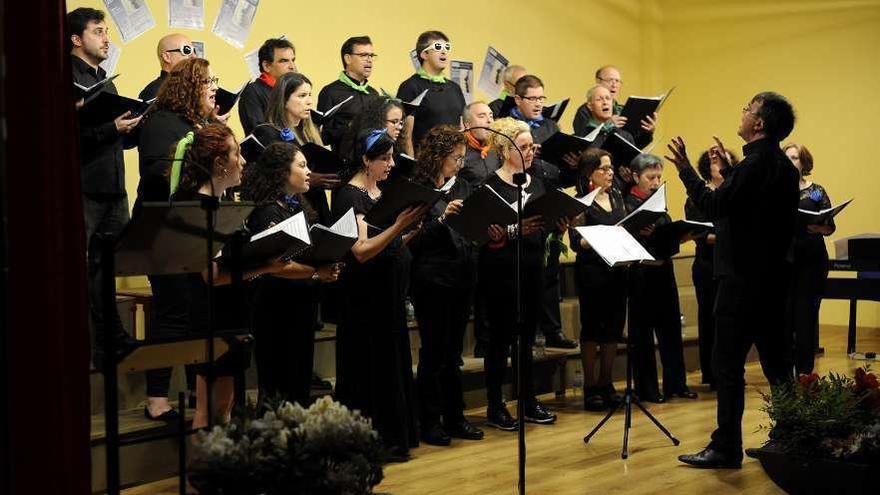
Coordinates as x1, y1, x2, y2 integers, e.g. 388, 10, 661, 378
239, 38, 297, 135
138, 33, 196, 102
573, 65, 656, 148
317, 36, 380, 151
509, 74, 579, 351
397, 31, 466, 146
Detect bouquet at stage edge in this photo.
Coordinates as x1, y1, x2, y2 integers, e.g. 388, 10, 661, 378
759, 365, 880, 463
190, 396, 386, 495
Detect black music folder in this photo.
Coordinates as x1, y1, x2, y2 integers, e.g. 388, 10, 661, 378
444, 185, 518, 245
619, 87, 674, 136
538, 126, 602, 167
301, 142, 347, 174
215, 83, 246, 115
304, 207, 359, 264
79, 92, 152, 124
387, 153, 418, 182
241, 211, 311, 265
239, 134, 266, 164
653, 219, 714, 241
798, 199, 852, 226
363, 179, 444, 228
310, 95, 354, 126
542, 98, 570, 122
617, 183, 667, 234
522, 188, 592, 223
73, 73, 120, 103
600, 132, 642, 168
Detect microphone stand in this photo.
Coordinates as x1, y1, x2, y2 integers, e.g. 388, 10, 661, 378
465, 127, 528, 495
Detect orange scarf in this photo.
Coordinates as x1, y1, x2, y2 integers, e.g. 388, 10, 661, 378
465, 130, 490, 159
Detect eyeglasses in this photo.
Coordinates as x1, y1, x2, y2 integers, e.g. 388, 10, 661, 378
518, 96, 547, 103
451, 155, 466, 165
596, 165, 613, 173
166, 45, 194, 56
517, 143, 538, 153
422, 42, 452, 53
598, 77, 622, 86
386, 118, 405, 128
203, 76, 219, 87
352, 52, 378, 60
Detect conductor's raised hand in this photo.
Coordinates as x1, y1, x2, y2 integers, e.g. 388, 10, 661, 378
665, 136, 692, 171
521, 215, 544, 236
711, 135, 732, 169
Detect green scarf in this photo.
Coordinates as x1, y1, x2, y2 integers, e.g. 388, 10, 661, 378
498, 89, 509, 101
338, 71, 370, 94
169, 131, 194, 197
417, 67, 446, 84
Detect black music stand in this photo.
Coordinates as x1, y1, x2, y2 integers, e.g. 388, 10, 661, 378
100, 200, 253, 495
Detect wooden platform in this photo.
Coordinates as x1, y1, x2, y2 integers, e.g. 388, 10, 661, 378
122, 325, 879, 495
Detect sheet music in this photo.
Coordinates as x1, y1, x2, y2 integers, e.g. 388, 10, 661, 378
250, 211, 310, 244
477, 46, 509, 99
576, 187, 602, 207
450, 61, 474, 104
617, 183, 667, 226
168, 0, 205, 29
103, 0, 156, 43
438, 176, 457, 193
408, 49, 421, 71
576, 225, 655, 266
408, 89, 429, 107
99, 41, 122, 75
314, 95, 353, 117
192, 40, 205, 58
212, 0, 259, 49
326, 208, 357, 237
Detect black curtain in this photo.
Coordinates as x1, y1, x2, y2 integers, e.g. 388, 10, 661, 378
2, 0, 92, 493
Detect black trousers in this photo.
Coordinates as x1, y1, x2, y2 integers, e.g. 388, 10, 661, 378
252, 281, 319, 407
785, 258, 828, 376
628, 262, 689, 396
412, 283, 471, 427
539, 238, 563, 336
710, 273, 793, 452
692, 256, 718, 385
483, 264, 541, 408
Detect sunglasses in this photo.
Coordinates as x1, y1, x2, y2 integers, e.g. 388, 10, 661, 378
422, 41, 451, 53
166, 45, 194, 56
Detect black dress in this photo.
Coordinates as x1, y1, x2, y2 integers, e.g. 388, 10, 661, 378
331, 184, 418, 456
478, 174, 547, 409
685, 197, 717, 386
408, 177, 476, 430
786, 182, 834, 375
568, 188, 628, 344
624, 188, 689, 397
247, 200, 321, 407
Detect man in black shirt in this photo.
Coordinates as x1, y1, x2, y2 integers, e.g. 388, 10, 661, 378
668, 92, 799, 469
508, 75, 578, 350
138, 33, 195, 102
68, 8, 141, 366
239, 38, 296, 135
397, 30, 466, 147
317, 36, 380, 151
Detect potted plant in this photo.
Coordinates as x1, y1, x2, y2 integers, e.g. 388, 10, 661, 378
189, 396, 386, 494
749, 366, 880, 494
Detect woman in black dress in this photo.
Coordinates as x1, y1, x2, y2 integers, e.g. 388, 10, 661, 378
240, 142, 342, 407
480, 117, 566, 430
330, 128, 426, 461
569, 149, 628, 410
408, 125, 484, 445
784, 143, 835, 375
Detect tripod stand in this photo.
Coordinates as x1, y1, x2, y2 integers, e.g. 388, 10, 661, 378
582, 266, 679, 459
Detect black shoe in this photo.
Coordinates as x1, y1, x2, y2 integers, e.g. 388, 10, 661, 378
523, 401, 557, 424
639, 392, 666, 404
544, 332, 578, 349
445, 418, 484, 440
385, 447, 411, 463
421, 423, 451, 446
678, 447, 742, 469
486, 404, 518, 431
583, 386, 609, 411
602, 384, 622, 406
666, 388, 698, 400
144, 406, 180, 422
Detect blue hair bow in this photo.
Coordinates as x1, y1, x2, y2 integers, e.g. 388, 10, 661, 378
365, 128, 388, 153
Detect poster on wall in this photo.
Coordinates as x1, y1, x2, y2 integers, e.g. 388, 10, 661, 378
168, 0, 205, 30
243, 34, 285, 80
192, 40, 205, 59
450, 61, 474, 104
408, 49, 421, 71
212, 0, 260, 49
477, 46, 509, 99
99, 41, 123, 75
103, 0, 156, 43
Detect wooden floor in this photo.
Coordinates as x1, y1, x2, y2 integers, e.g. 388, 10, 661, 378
124, 325, 878, 495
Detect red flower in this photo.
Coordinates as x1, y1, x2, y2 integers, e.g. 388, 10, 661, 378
854, 368, 879, 394
799, 372, 819, 387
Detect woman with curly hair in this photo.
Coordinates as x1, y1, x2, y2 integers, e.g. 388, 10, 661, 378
136, 57, 230, 205
330, 128, 426, 462
407, 125, 484, 445
241, 142, 341, 407
135, 58, 231, 421
479, 117, 567, 430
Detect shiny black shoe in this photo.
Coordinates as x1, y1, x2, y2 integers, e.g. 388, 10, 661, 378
666, 388, 698, 400
421, 423, 451, 446
583, 386, 608, 411
678, 447, 742, 469
639, 392, 666, 404
523, 401, 557, 425
144, 406, 180, 422
445, 418, 484, 440
544, 332, 578, 349
486, 404, 518, 431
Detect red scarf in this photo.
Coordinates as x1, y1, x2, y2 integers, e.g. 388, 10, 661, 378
629, 185, 652, 200
258, 72, 277, 88
465, 131, 490, 158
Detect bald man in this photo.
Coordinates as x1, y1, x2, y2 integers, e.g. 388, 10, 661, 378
138, 33, 195, 101
573, 65, 656, 148
488, 64, 526, 117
